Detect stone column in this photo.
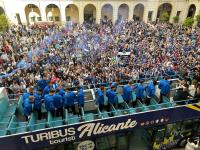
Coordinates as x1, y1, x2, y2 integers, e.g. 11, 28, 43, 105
18, 6, 27, 24
113, 4, 118, 24
39, 3, 47, 22
152, 7, 158, 22
128, 5, 133, 21
193, 8, 200, 26
169, 7, 177, 23
60, 4, 66, 23
96, 6, 101, 24
143, 8, 149, 22
79, 6, 84, 24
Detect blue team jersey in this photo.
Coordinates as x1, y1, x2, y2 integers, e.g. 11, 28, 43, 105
146, 82, 156, 97
53, 93, 63, 108
77, 89, 85, 105
43, 85, 51, 96
63, 91, 76, 106
123, 85, 133, 101
96, 89, 104, 105
22, 92, 32, 107
106, 89, 117, 104
158, 79, 170, 95
59, 89, 65, 96
37, 79, 47, 90
135, 84, 145, 99
23, 98, 33, 117
33, 93, 42, 110
44, 94, 55, 111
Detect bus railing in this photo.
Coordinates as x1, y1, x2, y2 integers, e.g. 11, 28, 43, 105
5, 76, 180, 102
5, 74, 180, 100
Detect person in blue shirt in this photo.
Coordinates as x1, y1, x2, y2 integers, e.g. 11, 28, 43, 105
44, 89, 55, 116
134, 80, 145, 105
106, 85, 118, 114
145, 80, 157, 106
122, 81, 133, 105
53, 88, 63, 118
37, 76, 48, 91
63, 86, 76, 115
23, 96, 34, 121
59, 84, 65, 96
22, 87, 34, 107
43, 82, 52, 96
96, 86, 105, 111
76, 86, 85, 116
111, 79, 120, 90
33, 89, 42, 120
158, 77, 170, 103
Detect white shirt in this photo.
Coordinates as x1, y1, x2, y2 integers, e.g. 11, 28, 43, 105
185, 141, 199, 150
189, 85, 196, 97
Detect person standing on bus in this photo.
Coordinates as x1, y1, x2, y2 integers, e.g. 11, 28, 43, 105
59, 84, 65, 97
77, 86, 85, 116
158, 77, 170, 103
106, 85, 118, 115
134, 80, 145, 105
37, 76, 48, 91
185, 138, 199, 150
145, 80, 157, 106
33, 89, 42, 120
63, 86, 76, 115
96, 86, 105, 111
23, 96, 34, 121
122, 81, 133, 105
22, 87, 34, 107
44, 89, 55, 117
43, 82, 52, 96
53, 88, 63, 118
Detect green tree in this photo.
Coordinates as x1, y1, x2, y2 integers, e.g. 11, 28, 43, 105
196, 15, 200, 27
173, 16, 179, 23
159, 12, 170, 22
0, 14, 9, 32
196, 15, 200, 22
183, 17, 194, 27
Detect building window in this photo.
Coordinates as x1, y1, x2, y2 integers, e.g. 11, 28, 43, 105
31, 16, 36, 22
66, 16, 71, 21
55, 16, 60, 21
49, 17, 53, 21
176, 11, 181, 17
148, 11, 153, 21
37, 17, 41, 21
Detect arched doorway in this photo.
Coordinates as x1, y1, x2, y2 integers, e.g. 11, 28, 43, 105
46, 4, 60, 22
0, 7, 5, 15
118, 4, 129, 20
133, 4, 144, 21
157, 3, 172, 22
65, 4, 79, 23
101, 4, 113, 22
187, 4, 196, 18
84, 4, 96, 23
25, 4, 41, 24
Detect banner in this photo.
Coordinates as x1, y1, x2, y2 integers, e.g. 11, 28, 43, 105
0, 104, 199, 150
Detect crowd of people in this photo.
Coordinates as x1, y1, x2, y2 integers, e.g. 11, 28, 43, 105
0, 20, 200, 95
0, 19, 200, 119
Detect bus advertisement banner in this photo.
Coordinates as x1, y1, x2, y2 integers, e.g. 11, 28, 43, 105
0, 104, 200, 150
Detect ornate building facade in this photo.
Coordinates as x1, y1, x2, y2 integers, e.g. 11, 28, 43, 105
0, 0, 199, 25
